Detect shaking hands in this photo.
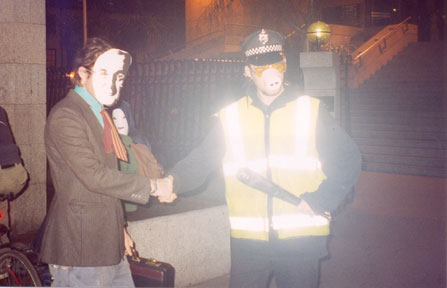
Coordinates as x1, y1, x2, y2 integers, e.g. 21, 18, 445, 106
150, 175, 177, 203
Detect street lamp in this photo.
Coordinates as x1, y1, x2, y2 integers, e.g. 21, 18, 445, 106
306, 21, 331, 51
83, 0, 87, 44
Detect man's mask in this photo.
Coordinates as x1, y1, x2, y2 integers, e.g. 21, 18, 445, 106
90, 49, 132, 107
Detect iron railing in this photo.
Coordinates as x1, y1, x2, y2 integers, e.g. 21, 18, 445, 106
47, 59, 245, 168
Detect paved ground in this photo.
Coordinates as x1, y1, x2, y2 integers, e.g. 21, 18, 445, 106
189, 172, 446, 288
189, 211, 445, 288
320, 210, 445, 288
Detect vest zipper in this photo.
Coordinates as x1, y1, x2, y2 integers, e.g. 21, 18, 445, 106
264, 111, 275, 240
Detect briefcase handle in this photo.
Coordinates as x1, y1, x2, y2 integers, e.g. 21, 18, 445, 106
129, 249, 163, 268
129, 248, 141, 262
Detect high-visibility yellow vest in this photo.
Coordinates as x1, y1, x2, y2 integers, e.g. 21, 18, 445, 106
219, 95, 329, 241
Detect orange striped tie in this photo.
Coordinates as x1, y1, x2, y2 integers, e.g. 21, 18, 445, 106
100, 109, 128, 162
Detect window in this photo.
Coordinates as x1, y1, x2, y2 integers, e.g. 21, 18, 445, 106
323, 4, 361, 26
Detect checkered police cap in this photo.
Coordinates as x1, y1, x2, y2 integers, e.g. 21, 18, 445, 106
241, 29, 285, 65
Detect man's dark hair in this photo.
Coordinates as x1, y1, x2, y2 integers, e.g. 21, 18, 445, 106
72, 37, 113, 86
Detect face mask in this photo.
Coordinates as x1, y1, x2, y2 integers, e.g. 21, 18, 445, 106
260, 67, 284, 89
112, 108, 129, 136
90, 49, 131, 107
249, 60, 286, 97
253, 68, 284, 97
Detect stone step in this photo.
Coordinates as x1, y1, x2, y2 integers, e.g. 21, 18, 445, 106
360, 81, 445, 89
351, 109, 445, 119
352, 85, 444, 91
393, 49, 444, 59
405, 41, 445, 48
380, 55, 445, 62
350, 103, 445, 112
351, 122, 443, 133
392, 53, 444, 60
371, 67, 444, 75
376, 59, 444, 68
351, 129, 447, 142
362, 153, 446, 169
349, 95, 444, 105
351, 115, 443, 128
358, 144, 445, 159
379, 53, 444, 62
373, 63, 444, 70
351, 88, 444, 95
350, 41, 446, 178
362, 161, 446, 178
355, 137, 446, 150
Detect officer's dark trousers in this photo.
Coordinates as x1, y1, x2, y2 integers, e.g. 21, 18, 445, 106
229, 236, 328, 288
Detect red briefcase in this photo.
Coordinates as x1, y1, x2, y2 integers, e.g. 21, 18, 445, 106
127, 255, 175, 287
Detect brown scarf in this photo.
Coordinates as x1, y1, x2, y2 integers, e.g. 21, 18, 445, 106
100, 109, 128, 162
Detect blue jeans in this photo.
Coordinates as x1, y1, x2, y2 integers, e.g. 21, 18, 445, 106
49, 258, 134, 287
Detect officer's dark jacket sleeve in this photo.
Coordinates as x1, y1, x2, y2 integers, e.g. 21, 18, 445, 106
299, 104, 362, 214
168, 116, 225, 194
0, 107, 21, 166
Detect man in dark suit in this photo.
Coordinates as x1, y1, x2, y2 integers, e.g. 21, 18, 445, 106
40, 38, 176, 287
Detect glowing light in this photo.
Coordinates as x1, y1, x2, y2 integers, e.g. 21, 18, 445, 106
306, 21, 331, 44
393, 8, 397, 12
65, 71, 75, 80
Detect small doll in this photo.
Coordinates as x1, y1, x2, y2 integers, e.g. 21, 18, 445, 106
112, 100, 163, 212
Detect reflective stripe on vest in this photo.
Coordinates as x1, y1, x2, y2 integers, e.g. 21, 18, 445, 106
229, 214, 330, 231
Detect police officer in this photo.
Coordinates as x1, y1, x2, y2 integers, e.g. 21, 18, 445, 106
221, 29, 361, 288
168, 29, 361, 288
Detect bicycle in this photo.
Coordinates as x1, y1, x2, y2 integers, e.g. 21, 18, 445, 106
0, 193, 44, 287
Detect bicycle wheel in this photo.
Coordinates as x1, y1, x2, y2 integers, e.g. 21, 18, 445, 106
0, 248, 42, 287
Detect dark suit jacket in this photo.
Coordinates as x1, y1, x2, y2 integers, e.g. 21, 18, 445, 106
40, 90, 150, 267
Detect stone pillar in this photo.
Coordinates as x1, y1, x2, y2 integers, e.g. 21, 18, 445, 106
0, 0, 46, 236
300, 51, 340, 120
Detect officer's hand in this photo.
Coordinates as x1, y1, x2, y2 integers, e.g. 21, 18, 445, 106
153, 175, 177, 203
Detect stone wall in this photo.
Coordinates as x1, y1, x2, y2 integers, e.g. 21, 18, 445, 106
0, 0, 46, 236
128, 205, 231, 287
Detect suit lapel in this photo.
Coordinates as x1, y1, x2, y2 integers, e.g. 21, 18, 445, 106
67, 90, 118, 169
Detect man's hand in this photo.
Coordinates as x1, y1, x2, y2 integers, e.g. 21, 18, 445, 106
124, 228, 135, 256
153, 175, 177, 203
